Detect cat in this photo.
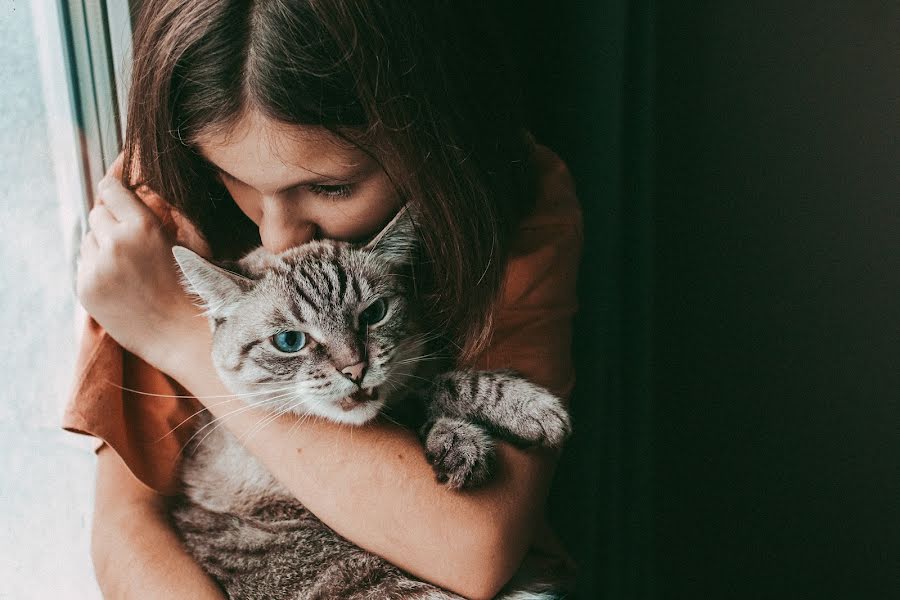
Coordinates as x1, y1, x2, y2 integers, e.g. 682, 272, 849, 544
169, 207, 572, 599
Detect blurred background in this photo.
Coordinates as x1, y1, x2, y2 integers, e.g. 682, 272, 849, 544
0, 1, 100, 598
1, 1, 897, 598
518, 2, 899, 599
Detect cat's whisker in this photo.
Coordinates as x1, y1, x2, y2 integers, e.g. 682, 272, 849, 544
393, 371, 435, 385
393, 342, 446, 356
155, 399, 233, 443
240, 408, 292, 447
398, 334, 447, 350
291, 410, 318, 434
288, 405, 309, 433
378, 411, 409, 432
110, 380, 297, 401
381, 373, 409, 392
155, 388, 297, 442
280, 402, 325, 440
285, 406, 316, 436
238, 394, 319, 446
182, 393, 298, 456
391, 353, 450, 367
189, 407, 284, 457
383, 378, 418, 397
176, 401, 275, 461
106, 381, 238, 400
407, 328, 450, 342
249, 390, 320, 427
379, 374, 422, 406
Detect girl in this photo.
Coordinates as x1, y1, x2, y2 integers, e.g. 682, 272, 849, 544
67, 1, 582, 598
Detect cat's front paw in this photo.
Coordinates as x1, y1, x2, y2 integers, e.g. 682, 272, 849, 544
422, 417, 494, 490
431, 371, 572, 451
505, 382, 572, 449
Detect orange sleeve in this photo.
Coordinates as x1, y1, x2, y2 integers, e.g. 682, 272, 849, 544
62, 317, 201, 495
473, 144, 583, 401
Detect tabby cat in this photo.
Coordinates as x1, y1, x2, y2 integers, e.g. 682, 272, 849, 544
170, 208, 572, 599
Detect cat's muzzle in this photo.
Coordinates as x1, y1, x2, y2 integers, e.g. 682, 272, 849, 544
339, 387, 380, 412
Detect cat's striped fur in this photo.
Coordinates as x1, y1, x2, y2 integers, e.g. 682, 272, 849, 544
170, 210, 572, 599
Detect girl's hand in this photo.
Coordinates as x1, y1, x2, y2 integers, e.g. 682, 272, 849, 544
76, 158, 210, 372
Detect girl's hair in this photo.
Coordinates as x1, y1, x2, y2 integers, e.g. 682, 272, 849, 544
124, 0, 536, 364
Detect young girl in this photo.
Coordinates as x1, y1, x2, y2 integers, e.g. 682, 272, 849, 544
66, 1, 582, 598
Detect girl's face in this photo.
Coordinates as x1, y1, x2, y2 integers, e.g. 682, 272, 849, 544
197, 112, 401, 253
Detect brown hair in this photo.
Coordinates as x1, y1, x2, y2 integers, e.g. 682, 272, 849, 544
124, 0, 535, 363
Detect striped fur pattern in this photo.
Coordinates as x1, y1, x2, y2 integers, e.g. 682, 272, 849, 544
170, 211, 572, 599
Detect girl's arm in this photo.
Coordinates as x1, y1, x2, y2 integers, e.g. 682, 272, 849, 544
91, 445, 226, 599
164, 320, 556, 600
77, 173, 557, 599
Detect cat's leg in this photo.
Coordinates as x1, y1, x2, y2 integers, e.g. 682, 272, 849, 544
420, 416, 495, 490
429, 371, 572, 449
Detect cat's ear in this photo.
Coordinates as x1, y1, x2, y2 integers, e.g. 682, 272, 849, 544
363, 205, 418, 265
172, 246, 254, 319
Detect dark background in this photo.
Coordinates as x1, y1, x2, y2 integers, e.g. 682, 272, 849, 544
504, 2, 899, 598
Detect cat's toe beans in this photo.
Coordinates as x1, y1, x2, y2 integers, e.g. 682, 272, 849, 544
438, 446, 493, 490
459, 447, 494, 488
425, 418, 494, 490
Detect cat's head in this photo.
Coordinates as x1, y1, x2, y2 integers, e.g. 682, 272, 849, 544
172, 208, 427, 425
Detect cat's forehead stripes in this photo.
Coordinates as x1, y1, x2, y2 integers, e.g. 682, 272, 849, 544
240, 241, 401, 351
274, 249, 379, 333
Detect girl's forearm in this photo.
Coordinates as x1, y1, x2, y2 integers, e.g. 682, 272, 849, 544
92, 446, 226, 600
166, 330, 554, 599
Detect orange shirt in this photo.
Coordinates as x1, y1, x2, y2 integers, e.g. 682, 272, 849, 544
62, 144, 582, 567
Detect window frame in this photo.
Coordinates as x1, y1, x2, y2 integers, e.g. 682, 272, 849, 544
32, 0, 133, 298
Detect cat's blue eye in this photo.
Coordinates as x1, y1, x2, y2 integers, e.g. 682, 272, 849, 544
271, 331, 307, 353
360, 298, 388, 326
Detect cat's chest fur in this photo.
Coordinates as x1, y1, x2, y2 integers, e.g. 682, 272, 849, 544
177, 413, 291, 515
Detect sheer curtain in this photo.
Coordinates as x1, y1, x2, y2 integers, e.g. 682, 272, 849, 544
0, 1, 132, 597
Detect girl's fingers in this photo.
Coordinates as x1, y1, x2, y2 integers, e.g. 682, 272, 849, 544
87, 204, 119, 239
79, 228, 99, 256
97, 176, 155, 224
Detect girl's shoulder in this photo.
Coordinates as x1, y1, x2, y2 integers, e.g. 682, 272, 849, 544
501, 143, 583, 310
521, 143, 583, 232
474, 144, 582, 399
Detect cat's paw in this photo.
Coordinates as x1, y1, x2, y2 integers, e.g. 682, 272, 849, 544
504, 384, 572, 449
430, 370, 572, 450
422, 417, 494, 490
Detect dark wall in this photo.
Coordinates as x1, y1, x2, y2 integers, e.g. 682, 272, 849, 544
507, 2, 898, 599
502, 2, 655, 598
653, 3, 899, 598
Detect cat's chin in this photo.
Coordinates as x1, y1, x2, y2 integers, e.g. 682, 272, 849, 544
315, 395, 385, 426
317, 388, 384, 425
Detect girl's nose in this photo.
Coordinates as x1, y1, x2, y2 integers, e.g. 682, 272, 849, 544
258, 199, 317, 253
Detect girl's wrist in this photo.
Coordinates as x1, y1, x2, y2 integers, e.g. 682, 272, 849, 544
149, 314, 214, 382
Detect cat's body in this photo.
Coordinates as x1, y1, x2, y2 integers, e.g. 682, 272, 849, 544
172, 412, 463, 600
170, 210, 572, 599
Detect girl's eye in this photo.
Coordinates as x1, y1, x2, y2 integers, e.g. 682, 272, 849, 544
271, 331, 307, 353
308, 183, 353, 199
360, 298, 388, 326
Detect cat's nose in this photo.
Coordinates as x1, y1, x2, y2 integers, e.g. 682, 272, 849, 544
339, 361, 368, 384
